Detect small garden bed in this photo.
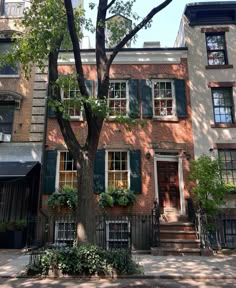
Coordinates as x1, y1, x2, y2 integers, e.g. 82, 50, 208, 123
27, 244, 141, 277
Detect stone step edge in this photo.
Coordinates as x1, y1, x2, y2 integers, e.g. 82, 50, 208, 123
158, 248, 201, 252
160, 222, 194, 226
160, 239, 200, 243
160, 230, 197, 234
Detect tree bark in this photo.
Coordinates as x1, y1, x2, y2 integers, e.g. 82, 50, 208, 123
76, 147, 97, 244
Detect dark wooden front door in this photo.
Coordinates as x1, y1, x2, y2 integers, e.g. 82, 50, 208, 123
157, 161, 180, 213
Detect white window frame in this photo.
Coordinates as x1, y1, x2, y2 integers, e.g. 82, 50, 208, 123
105, 220, 130, 250
55, 151, 77, 190
61, 87, 83, 120
108, 80, 129, 117
54, 220, 76, 243
105, 150, 130, 190
152, 79, 176, 118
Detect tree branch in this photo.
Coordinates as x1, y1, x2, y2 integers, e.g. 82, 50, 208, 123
64, 0, 88, 98
96, 0, 108, 97
107, 0, 173, 67
106, 0, 116, 10
48, 39, 81, 160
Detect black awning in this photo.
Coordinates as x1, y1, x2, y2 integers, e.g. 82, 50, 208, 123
0, 161, 39, 178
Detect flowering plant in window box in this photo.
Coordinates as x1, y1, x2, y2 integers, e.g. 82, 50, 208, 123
47, 186, 78, 210
98, 187, 136, 208
223, 184, 236, 195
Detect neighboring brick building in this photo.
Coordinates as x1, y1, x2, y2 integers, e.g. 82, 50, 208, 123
41, 47, 194, 247
0, 1, 43, 226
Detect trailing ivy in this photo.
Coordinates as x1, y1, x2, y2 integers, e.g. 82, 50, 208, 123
98, 187, 136, 208
47, 186, 78, 210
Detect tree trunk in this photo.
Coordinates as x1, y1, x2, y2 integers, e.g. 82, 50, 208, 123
76, 148, 96, 244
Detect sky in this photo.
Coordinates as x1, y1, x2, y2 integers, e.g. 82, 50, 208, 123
83, 0, 234, 48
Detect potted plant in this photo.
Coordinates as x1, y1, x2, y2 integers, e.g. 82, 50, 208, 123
98, 187, 136, 208
0, 220, 27, 248
47, 185, 78, 212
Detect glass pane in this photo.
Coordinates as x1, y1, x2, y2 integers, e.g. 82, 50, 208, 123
208, 51, 225, 65
206, 35, 225, 50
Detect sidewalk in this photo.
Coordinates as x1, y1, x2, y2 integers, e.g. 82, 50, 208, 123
0, 249, 236, 279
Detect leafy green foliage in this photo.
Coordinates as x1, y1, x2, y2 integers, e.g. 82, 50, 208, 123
98, 187, 136, 208
188, 155, 225, 215
47, 186, 78, 210
0, 220, 27, 232
223, 183, 236, 194
30, 245, 140, 276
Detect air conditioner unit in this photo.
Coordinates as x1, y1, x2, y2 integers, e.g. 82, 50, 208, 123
0, 133, 11, 142
3, 133, 11, 142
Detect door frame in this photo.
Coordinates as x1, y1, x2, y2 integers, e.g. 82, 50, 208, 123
154, 153, 185, 215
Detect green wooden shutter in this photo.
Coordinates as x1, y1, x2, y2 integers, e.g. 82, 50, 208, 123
130, 150, 142, 194
175, 79, 187, 118
128, 79, 140, 118
85, 80, 93, 96
141, 79, 153, 118
43, 150, 57, 194
94, 149, 105, 194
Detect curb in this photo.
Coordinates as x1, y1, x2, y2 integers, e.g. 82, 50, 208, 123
1, 273, 236, 281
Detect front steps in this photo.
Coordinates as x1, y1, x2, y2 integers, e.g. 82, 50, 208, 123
152, 222, 201, 256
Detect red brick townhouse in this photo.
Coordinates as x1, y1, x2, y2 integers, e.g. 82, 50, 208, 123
40, 45, 194, 249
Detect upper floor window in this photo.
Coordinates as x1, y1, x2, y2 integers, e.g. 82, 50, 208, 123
218, 149, 236, 184
61, 85, 82, 120
152, 80, 175, 117
0, 0, 25, 17
212, 88, 233, 124
206, 33, 228, 65
0, 40, 18, 75
106, 151, 129, 189
0, 101, 14, 141
108, 81, 128, 117
57, 151, 77, 189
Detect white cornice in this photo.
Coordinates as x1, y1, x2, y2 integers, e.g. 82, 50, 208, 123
58, 50, 187, 65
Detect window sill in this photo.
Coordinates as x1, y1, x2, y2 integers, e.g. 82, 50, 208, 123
152, 116, 179, 122
0, 74, 20, 78
205, 65, 233, 70
211, 123, 236, 128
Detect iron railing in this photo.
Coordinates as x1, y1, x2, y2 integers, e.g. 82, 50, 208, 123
0, 1, 25, 17
25, 212, 156, 252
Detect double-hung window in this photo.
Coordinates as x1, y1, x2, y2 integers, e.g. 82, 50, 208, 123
0, 40, 18, 75
61, 85, 82, 120
153, 80, 175, 117
0, 101, 14, 141
218, 149, 236, 184
54, 221, 75, 244
212, 88, 233, 123
57, 151, 77, 189
0, 0, 25, 17
106, 220, 130, 249
206, 33, 228, 66
108, 80, 128, 116
107, 151, 129, 189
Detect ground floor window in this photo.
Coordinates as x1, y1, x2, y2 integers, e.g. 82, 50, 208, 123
218, 149, 236, 184
54, 221, 76, 244
107, 151, 129, 189
106, 220, 130, 249
58, 151, 77, 189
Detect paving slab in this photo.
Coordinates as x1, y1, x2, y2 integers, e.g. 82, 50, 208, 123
133, 254, 236, 279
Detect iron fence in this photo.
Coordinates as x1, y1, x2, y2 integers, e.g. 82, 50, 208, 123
25, 212, 155, 252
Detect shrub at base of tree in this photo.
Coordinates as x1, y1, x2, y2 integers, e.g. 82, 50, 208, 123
27, 244, 141, 277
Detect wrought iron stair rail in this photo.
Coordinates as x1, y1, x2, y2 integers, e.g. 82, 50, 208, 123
152, 199, 160, 247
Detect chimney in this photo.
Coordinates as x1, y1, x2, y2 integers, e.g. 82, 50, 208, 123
143, 41, 160, 48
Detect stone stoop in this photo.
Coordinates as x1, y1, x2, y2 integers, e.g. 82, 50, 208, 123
152, 222, 201, 256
